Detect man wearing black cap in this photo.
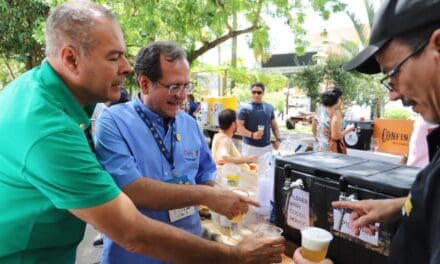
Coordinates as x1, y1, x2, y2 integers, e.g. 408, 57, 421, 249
330, 0, 440, 263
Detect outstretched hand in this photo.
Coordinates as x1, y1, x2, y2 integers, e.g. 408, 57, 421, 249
332, 198, 405, 236
206, 188, 260, 219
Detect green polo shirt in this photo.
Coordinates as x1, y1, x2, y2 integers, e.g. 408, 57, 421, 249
0, 60, 121, 263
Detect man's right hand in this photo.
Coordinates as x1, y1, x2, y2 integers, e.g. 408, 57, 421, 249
205, 188, 260, 219
332, 198, 405, 236
253, 130, 264, 140
236, 234, 285, 264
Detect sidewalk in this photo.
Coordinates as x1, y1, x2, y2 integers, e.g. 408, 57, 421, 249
76, 225, 102, 264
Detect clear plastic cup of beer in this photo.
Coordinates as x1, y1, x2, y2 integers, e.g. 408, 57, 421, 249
256, 223, 283, 237
300, 227, 333, 262
230, 189, 249, 238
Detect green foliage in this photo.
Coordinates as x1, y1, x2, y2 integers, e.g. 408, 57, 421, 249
383, 108, 413, 120
265, 91, 286, 113
0, 0, 348, 90
291, 0, 389, 118
290, 65, 324, 111
0, 0, 49, 84
291, 52, 388, 117
0, 1, 49, 67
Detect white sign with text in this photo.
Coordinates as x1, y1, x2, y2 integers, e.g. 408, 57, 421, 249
332, 209, 379, 246
287, 189, 310, 230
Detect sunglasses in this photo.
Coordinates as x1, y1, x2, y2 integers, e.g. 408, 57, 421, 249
252, 90, 263, 95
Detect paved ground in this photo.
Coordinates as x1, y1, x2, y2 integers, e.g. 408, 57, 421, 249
76, 225, 102, 264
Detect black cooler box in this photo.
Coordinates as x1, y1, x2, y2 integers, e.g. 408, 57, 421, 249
343, 120, 374, 150
274, 152, 419, 264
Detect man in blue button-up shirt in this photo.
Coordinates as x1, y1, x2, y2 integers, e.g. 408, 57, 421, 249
95, 41, 284, 264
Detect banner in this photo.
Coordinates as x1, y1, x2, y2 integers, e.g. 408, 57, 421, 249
373, 119, 414, 156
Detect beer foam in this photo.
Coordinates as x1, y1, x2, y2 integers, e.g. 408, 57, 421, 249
301, 227, 333, 251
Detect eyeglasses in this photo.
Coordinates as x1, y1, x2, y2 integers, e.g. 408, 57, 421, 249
156, 80, 193, 95
380, 39, 429, 92
252, 90, 263, 95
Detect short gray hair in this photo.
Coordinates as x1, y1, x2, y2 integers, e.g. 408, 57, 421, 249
45, 0, 117, 57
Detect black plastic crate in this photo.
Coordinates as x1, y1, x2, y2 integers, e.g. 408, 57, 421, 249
274, 152, 419, 264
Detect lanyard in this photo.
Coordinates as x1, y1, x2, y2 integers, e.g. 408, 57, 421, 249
134, 101, 179, 178
83, 124, 95, 153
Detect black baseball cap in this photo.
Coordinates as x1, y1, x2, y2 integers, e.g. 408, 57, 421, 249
343, 0, 440, 74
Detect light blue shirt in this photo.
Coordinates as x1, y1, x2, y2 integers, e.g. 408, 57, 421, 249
95, 94, 216, 264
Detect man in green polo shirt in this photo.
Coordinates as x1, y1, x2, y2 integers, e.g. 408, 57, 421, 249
0, 1, 284, 263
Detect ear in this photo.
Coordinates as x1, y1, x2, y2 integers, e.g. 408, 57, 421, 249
138, 75, 153, 95
430, 29, 440, 54
60, 45, 80, 75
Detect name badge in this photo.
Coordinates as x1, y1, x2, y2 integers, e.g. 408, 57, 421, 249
166, 175, 195, 223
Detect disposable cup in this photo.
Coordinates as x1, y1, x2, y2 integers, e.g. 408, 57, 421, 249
230, 189, 249, 223
256, 223, 283, 237
300, 227, 333, 262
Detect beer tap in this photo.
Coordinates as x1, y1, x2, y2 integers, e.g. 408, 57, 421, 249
283, 164, 304, 215
337, 177, 357, 231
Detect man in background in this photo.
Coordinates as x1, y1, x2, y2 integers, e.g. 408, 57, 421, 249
237, 82, 282, 157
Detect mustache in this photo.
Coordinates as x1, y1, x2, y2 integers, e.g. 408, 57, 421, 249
401, 98, 416, 107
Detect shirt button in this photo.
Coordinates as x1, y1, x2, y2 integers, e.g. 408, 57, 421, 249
165, 172, 168, 176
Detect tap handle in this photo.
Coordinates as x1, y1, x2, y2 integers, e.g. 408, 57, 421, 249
284, 164, 292, 180
339, 177, 349, 195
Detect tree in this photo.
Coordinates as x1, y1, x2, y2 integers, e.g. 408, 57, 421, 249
290, 65, 324, 112
101, 0, 347, 63
339, 0, 387, 118
0, 0, 50, 80
1, 0, 348, 89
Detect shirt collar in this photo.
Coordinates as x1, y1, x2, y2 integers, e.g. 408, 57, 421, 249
135, 93, 175, 127
38, 59, 94, 128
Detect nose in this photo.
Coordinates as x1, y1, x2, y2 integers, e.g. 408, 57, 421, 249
388, 90, 401, 101
119, 56, 132, 75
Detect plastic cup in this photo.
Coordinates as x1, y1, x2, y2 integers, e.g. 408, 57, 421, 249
230, 189, 249, 238
230, 189, 249, 223
256, 223, 283, 237
300, 227, 333, 262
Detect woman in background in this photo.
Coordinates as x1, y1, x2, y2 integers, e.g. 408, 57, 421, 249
314, 87, 354, 153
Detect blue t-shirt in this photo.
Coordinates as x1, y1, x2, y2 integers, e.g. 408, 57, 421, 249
238, 102, 275, 147
95, 95, 216, 264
